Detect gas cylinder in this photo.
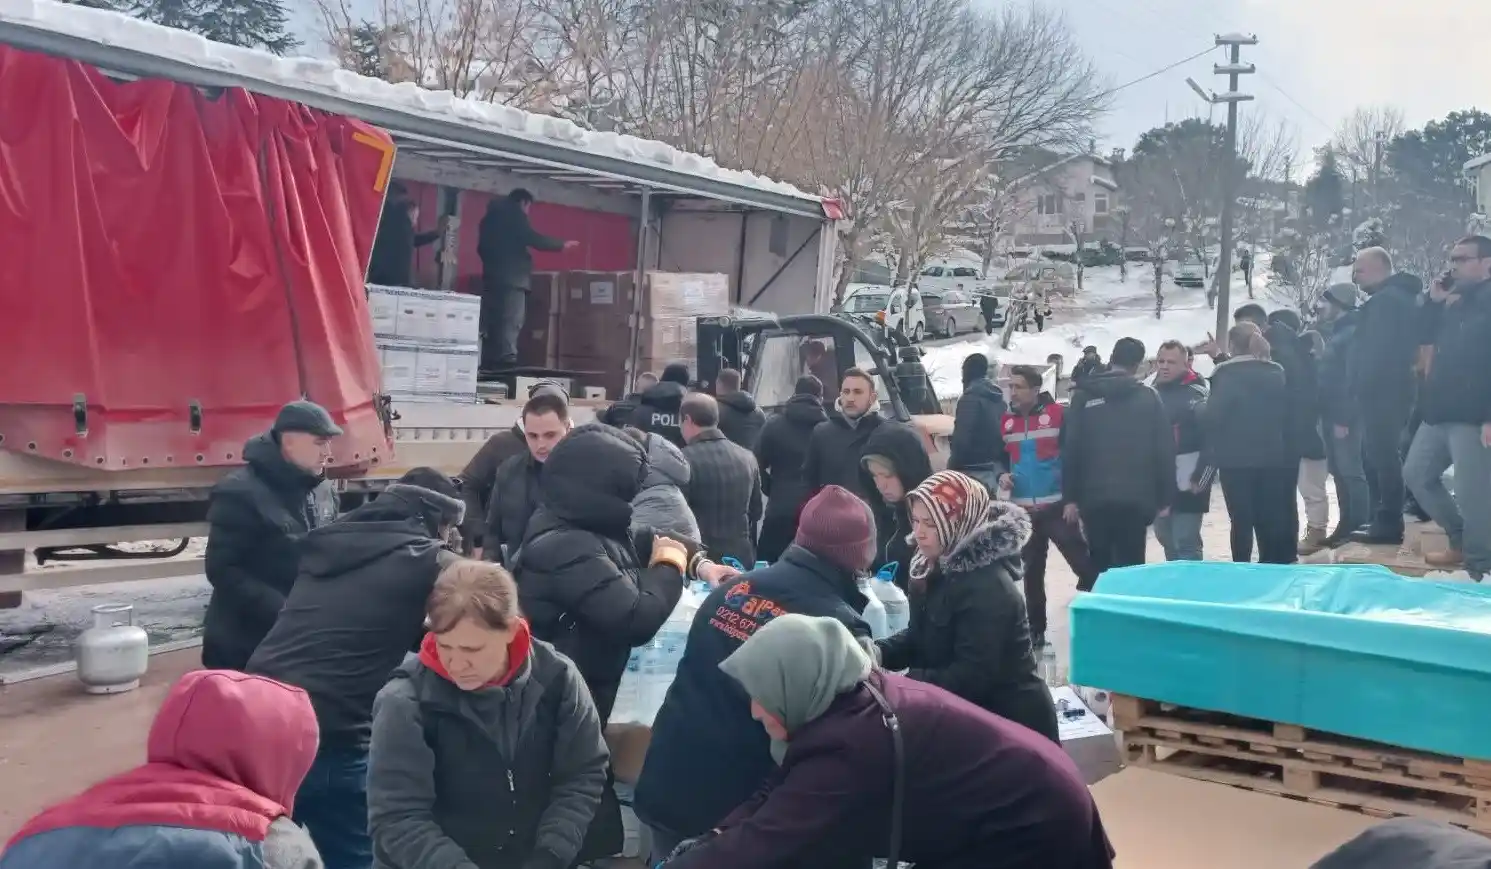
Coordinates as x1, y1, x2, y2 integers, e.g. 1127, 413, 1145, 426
74, 604, 149, 694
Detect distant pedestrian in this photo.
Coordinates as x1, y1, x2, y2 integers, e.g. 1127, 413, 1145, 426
1000, 365, 1096, 645
484, 389, 572, 564
203, 400, 341, 672
1062, 338, 1174, 576
801, 367, 885, 507
1070, 346, 1103, 386
862, 420, 936, 590
630, 362, 691, 447
1152, 340, 1215, 561
1239, 247, 1253, 293
1206, 323, 1297, 564
1404, 236, 1491, 579
949, 352, 1007, 492
715, 368, 767, 450
1314, 283, 1370, 546
1347, 247, 1424, 545
754, 375, 828, 562
681, 392, 763, 565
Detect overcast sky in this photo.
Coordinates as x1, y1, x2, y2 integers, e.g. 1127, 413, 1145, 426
289, 0, 1491, 171
1040, 0, 1491, 164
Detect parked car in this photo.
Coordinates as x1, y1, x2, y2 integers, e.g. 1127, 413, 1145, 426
837, 282, 927, 342
1174, 255, 1206, 288
916, 263, 984, 294
991, 261, 1078, 299
921, 289, 982, 337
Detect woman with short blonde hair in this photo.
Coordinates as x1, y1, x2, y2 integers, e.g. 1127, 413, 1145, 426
368, 559, 608, 869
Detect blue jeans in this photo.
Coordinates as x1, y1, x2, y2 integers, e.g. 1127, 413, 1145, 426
1326, 424, 1370, 537
294, 746, 372, 869
1153, 511, 1203, 561
1405, 422, 1491, 579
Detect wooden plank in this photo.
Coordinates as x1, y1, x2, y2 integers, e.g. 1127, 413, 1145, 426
1132, 749, 1491, 832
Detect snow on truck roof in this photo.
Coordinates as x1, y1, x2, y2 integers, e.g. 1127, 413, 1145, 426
0, 0, 826, 218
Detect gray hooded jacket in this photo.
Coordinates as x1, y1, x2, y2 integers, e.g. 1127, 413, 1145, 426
630, 434, 701, 543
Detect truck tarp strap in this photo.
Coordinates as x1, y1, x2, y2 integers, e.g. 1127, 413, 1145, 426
746, 224, 820, 308
0, 44, 391, 470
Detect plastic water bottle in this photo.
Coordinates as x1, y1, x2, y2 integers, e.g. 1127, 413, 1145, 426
872, 564, 911, 636
722, 557, 745, 571
858, 577, 890, 640
1038, 644, 1061, 687
753, 560, 770, 570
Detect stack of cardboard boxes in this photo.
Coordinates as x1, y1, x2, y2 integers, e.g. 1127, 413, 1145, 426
523, 271, 730, 398
367, 285, 481, 403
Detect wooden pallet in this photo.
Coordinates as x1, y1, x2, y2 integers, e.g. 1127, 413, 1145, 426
1112, 694, 1491, 831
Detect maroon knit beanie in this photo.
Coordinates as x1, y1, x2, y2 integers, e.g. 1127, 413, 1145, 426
793, 485, 877, 573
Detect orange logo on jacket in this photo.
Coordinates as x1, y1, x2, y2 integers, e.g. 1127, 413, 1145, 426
710, 580, 787, 642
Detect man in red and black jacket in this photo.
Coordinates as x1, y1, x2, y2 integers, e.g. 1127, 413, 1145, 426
1153, 340, 1216, 560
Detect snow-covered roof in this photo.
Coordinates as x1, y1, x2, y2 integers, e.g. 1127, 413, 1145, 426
1465, 153, 1491, 173
1091, 175, 1119, 191
0, 0, 825, 217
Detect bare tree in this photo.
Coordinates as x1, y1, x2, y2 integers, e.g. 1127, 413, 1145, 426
1265, 226, 1334, 315
1330, 104, 1405, 209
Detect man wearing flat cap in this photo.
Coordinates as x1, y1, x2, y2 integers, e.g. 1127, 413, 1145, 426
202, 399, 342, 671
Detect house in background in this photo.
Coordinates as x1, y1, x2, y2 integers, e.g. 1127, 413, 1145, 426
1466, 153, 1491, 216
1004, 153, 1122, 250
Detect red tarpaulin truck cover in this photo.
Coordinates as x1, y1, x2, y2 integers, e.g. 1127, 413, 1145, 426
0, 44, 391, 471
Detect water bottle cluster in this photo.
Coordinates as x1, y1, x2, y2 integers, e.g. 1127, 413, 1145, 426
861, 563, 910, 640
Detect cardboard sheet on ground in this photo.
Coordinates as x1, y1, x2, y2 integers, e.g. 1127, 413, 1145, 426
1094, 768, 1376, 869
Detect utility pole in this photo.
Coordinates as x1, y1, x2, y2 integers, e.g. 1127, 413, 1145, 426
1372, 132, 1386, 210
1188, 34, 1256, 335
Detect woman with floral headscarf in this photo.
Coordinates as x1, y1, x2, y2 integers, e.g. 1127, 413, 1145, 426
877, 470, 1059, 742
658, 615, 1114, 869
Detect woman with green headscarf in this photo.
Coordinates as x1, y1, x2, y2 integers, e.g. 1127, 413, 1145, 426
657, 614, 1115, 869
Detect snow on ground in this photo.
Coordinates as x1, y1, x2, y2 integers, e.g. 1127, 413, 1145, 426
0, 0, 812, 200
924, 265, 1269, 397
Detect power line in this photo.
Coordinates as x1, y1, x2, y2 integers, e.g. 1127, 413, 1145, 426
1095, 46, 1219, 100
1255, 71, 1333, 131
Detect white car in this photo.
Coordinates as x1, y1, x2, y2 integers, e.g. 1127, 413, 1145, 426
838, 283, 927, 342
1174, 257, 1206, 288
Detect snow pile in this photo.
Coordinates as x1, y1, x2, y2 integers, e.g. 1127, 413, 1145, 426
923, 265, 1271, 397
0, 0, 816, 201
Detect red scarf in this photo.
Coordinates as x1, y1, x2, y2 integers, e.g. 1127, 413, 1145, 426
418, 619, 533, 688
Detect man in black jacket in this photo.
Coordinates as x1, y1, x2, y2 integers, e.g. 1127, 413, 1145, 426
1316, 283, 1370, 545
681, 392, 763, 565
1152, 340, 1215, 561
1063, 337, 1174, 575
202, 400, 341, 671
754, 375, 828, 562
485, 390, 571, 565
247, 469, 465, 869
629, 362, 691, 447
476, 188, 577, 369
601, 372, 657, 428
801, 367, 884, 508
1404, 236, 1491, 579
366, 181, 443, 288
715, 367, 766, 450
1070, 346, 1103, 386
459, 379, 568, 555
1347, 247, 1424, 544
949, 352, 1007, 491
1265, 308, 1329, 553
633, 485, 875, 861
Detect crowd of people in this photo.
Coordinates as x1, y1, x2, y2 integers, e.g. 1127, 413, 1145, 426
6, 237, 1483, 868
4, 348, 1124, 868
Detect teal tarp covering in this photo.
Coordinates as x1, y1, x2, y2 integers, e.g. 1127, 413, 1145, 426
1069, 562, 1491, 760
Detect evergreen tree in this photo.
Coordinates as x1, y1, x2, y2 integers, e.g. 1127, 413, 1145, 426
1304, 149, 1346, 232
346, 21, 390, 78
120, 0, 300, 55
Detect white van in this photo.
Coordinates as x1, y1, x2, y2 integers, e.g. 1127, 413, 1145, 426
838, 283, 927, 342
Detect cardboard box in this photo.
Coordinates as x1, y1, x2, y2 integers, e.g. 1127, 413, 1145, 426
1050, 685, 1121, 784
438, 293, 481, 344
605, 723, 652, 786
395, 292, 441, 342
367, 285, 400, 337
376, 339, 418, 394
518, 273, 561, 369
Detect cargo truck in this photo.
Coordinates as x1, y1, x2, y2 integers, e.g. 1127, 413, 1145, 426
0, 1, 954, 598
